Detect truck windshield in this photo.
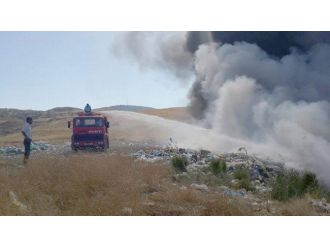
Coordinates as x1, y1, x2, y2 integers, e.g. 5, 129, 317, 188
74, 118, 104, 127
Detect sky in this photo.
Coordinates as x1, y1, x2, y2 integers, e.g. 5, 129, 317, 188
0, 32, 190, 110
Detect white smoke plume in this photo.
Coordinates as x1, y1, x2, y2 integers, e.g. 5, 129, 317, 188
112, 32, 330, 184
192, 42, 330, 183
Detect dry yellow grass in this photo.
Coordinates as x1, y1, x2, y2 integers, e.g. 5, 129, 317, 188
275, 199, 319, 216
0, 154, 256, 216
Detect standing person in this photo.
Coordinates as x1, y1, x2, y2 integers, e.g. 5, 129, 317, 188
21, 117, 33, 164
84, 103, 92, 114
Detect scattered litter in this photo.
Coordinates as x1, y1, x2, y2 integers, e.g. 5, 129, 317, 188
130, 145, 218, 165
255, 185, 272, 193
9, 191, 29, 213
190, 183, 209, 192
141, 200, 155, 206
310, 198, 330, 213
121, 207, 133, 215
223, 189, 245, 197
0, 141, 72, 157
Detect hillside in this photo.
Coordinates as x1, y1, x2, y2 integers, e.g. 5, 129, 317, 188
0, 108, 44, 136
0, 107, 81, 139
95, 105, 154, 112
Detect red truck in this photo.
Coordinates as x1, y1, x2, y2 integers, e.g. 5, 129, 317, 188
68, 112, 110, 151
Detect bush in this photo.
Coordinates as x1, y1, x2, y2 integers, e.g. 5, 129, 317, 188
271, 173, 289, 201
239, 178, 254, 191
271, 170, 321, 201
171, 155, 188, 173
234, 167, 249, 180
302, 172, 319, 192
287, 170, 304, 198
233, 167, 254, 191
209, 159, 227, 175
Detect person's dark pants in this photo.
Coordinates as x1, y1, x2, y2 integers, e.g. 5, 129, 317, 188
23, 138, 31, 158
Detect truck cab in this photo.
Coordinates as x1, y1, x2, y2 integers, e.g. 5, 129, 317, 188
68, 112, 110, 151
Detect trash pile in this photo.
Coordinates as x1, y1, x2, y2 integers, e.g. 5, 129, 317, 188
131, 146, 284, 181
222, 187, 246, 197
0, 141, 56, 156
131, 138, 219, 164
131, 147, 214, 164
130, 139, 286, 192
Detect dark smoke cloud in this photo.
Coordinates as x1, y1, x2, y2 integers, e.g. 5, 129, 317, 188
185, 31, 213, 53
186, 31, 330, 56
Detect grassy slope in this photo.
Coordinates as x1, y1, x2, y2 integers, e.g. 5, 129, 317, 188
0, 154, 321, 216
0, 154, 255, 216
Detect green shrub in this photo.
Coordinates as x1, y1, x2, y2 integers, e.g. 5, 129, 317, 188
234, 167, 249, 180
271, 170, 321, 201
239, 177, 254, 191
302, 172, 318, 192
220, 160, 227, 173
209, 159, 227, 175
287, 170, 304, 198
233, 167, 254, 191
171, 155, 188, 173
271, 173, 289, 201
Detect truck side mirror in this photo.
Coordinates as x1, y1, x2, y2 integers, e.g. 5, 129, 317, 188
68, 121, 71, 128
106, 121, 110, 128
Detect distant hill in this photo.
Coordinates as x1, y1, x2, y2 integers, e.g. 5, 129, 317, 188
0, 108, 44, 136
96, 105, 154, 112
44, 107, 81, 118
0, 108, 44, 120
0, 107, 80, 136
0, 107, 80, 119
46, 107, 81, 113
